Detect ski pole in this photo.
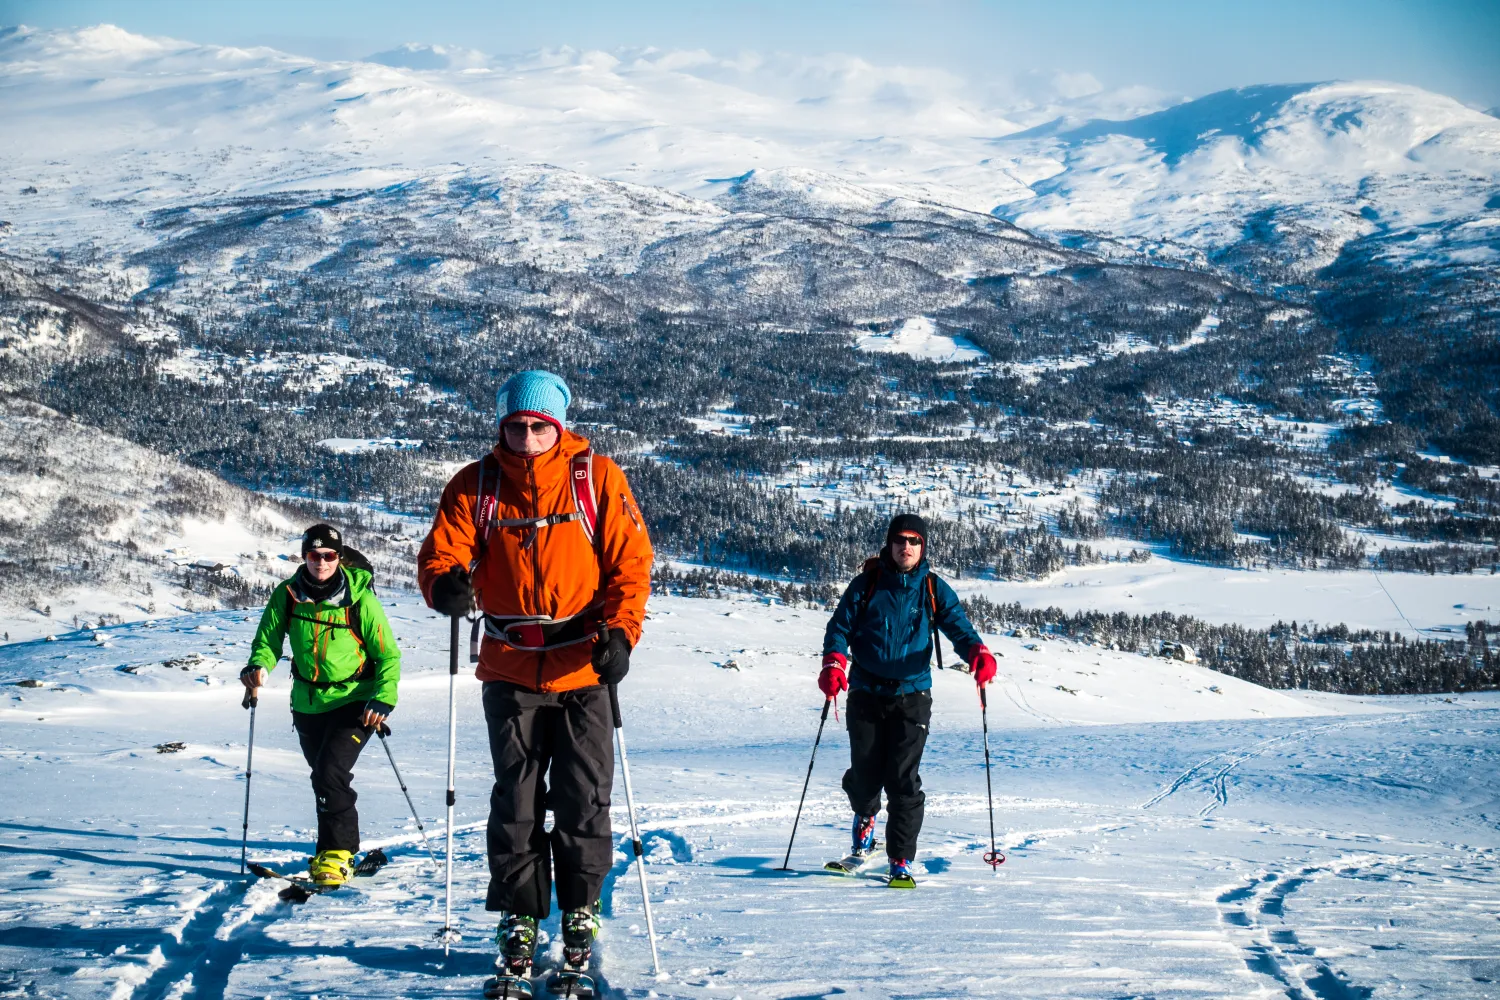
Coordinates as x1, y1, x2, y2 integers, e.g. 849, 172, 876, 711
374, 723, 439, 868
978, 686, 1005, 870
239, 684, 258, 875
437, 614, 461, 953
779, 697, 832, 871
610, 681, 662, 977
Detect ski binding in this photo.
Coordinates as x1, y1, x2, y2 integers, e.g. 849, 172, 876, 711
545, 967, 595, 999
483, 971, 534, 999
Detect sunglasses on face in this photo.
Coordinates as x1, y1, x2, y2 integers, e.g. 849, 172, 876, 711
892, 535, 923, 548
503, 420, 555, 437
305, 550, 340, 563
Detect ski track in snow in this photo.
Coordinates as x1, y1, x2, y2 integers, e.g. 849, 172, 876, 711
1, 593, 1498, 998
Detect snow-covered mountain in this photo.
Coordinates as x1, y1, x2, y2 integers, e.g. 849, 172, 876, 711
998, 81, 1500, 274
3, 23, 1495, 278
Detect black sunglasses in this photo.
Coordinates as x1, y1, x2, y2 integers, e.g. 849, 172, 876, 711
305, 550, 340, 563
503, 420, 555, 436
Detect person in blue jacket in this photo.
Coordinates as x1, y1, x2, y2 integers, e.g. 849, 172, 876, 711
819, 513, 997, 885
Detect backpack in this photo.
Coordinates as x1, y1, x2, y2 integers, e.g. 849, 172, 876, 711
472, 450, 600, 551
853, 556, 944, 672
283, 556, 370, 688
467, 449, 605, 661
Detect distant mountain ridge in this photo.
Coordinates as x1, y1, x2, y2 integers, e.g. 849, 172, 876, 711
1, 24, 1496, 283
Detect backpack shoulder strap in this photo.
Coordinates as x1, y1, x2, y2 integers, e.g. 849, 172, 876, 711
571, 449, 600, 545
925, 573, 944, 672
474, 453, 500, 556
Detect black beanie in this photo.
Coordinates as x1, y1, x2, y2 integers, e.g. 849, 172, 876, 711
301, 523, 344, 556
885, 513, 929, 548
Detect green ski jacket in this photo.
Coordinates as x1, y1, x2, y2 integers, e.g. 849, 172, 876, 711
247, 565, 401, 714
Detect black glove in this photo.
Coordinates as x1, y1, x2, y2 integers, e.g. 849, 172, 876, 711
430, 567, 473, 617
364, 699, 394, 718
591, 629, 632, 685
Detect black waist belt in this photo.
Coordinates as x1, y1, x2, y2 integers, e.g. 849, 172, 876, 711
850, 662, 916, 695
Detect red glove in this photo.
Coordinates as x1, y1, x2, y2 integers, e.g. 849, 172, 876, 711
969, 645, 998, 687
818, 652, 849, 697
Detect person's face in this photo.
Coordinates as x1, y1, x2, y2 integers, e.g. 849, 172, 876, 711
502, 416, 560, 457
890, 532, 923, 571
304, 547, 340, 581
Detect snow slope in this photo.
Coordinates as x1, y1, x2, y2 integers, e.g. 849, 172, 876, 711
0, 398, 303, 641
1, 591, 1496, 998
854, 316, 988, 363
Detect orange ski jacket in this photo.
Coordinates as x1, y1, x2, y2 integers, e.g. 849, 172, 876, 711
417, 430, 653, 691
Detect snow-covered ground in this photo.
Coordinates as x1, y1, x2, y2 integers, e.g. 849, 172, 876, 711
854, 317, 988, 363
955, 557, 1499, 638
2, 592, 1496, 999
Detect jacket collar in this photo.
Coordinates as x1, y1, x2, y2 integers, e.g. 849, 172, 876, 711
879, 550, 929, 588
290, 565, 351, 606
492, 428, 592, 485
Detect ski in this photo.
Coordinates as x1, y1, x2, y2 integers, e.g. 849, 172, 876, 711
247, 848, 389, 903
823, 842, 882, 875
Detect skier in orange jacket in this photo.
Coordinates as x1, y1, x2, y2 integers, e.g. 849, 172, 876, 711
417, 369, 652, 976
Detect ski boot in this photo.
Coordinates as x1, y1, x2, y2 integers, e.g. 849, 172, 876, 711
823, 815, 881, 874
307, 849, 353, 887
485, 914, 538, 999
852, 814, 877, 856
887, 857, 917, 889
546, 904, 600, 998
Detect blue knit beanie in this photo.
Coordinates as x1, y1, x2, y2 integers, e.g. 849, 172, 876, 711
497, 370, 571, 431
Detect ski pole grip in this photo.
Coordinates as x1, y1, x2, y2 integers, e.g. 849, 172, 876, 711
819, 697, 831, 722
979, 686, 987, 710
241, 687, 257, 710
448, 615, 460, 675
609, 683, 623, 730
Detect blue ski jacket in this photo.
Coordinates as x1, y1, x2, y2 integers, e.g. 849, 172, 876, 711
823, 555, 983, 696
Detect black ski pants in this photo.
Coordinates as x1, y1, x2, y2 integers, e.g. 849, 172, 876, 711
842, 688, 931, 862
482, 680, 615, 918
292, 701, 372, 854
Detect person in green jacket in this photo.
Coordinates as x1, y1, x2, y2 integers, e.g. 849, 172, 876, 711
240, 523, 401, 886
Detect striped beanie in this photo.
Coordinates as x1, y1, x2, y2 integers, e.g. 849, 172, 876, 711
496, 370, 571, 432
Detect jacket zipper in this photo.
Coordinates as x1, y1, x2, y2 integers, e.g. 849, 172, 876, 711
527, 457, 545, 691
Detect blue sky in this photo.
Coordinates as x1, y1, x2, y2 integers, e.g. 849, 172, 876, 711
2, 0, 1497, 108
